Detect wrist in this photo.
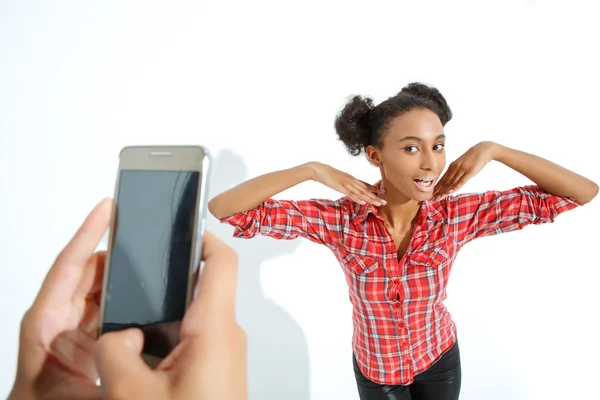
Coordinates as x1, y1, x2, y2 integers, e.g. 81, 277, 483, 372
299, 162, 320, 181
488, 142, 507, 162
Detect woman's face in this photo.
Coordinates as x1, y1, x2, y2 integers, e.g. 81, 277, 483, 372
367, 108, 446, 202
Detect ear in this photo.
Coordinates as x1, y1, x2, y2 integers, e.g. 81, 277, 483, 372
365, 145, 382, 167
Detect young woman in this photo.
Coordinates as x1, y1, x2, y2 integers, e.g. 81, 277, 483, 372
208, 83, 598, 400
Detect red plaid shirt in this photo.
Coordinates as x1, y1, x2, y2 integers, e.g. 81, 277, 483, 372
220, 183, 581, 385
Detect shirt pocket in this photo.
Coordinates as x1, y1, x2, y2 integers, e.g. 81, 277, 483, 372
342, 253, 380, 276
409, 245, 450, 269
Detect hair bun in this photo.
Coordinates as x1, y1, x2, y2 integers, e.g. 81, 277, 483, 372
334, 95, 375, 156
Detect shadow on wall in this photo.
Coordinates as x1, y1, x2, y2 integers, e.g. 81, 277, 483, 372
206, 149, 310, 400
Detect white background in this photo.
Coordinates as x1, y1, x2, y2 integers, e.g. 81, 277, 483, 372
1, 1, 599, 399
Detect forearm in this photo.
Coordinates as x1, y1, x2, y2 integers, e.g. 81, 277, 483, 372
492, 143, 599, 204
208, 163, 315, 219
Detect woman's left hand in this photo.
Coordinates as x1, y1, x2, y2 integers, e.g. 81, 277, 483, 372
433, 141, 499, 201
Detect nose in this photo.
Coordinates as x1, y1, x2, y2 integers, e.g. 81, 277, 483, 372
420, 150, 438, 171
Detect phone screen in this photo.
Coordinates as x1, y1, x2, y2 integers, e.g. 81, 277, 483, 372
101, 169, 200, 358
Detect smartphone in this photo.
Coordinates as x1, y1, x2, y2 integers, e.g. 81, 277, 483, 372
98, 145, 211, 367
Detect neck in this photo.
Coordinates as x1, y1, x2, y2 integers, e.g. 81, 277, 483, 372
377, 183, 420, 231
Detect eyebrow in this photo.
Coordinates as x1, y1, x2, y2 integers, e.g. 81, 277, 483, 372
399, 133, 446, 143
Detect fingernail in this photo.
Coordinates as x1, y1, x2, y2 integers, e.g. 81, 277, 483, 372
380, 199, 387, 205
361, 200, 366, 205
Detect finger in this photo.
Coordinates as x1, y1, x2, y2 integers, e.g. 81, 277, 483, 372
341, 186, 369, 205
49, 327, 99, 381
75, 251, 106, 300
436, 170, 469, 201
438, 171, 461, 195
434, 166, 460, 198
56, 199, 113, 268
433, 180, 452, 201
358, 180, 386, 193
181, 231, 239, 338
94, 328, 153, 394
432, 175, 450, 199
36, 198, 113, 307
346, 192, 367, 205
433, 165, 455, 193
79, 295, 102, 336
434, 181, 454, 200
354, 181, 386, 200
352, 184, 386, 206
447, 170, 473, 194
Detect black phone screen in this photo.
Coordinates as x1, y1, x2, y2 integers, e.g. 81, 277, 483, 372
101, 169, 200, 358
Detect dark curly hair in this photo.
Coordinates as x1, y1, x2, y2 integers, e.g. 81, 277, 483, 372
334, 82, 452, 156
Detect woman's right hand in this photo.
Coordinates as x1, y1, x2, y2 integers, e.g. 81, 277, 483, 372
307, 162, 386, 206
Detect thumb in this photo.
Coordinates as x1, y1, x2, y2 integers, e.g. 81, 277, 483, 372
94, 329, 152, 394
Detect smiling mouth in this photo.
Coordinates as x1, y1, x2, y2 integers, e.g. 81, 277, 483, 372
413, 178, 436, 192
414, 178, 435, 186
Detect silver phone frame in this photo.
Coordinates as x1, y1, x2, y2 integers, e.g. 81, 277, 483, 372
98, 145, 211, 367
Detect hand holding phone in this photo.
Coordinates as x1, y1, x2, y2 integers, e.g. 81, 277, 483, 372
95, 230, 247, 400
10, 199, 248, 400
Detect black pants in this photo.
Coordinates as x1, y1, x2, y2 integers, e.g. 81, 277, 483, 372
353, 341, 461, 400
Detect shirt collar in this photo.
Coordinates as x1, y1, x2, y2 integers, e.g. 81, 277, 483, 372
351, 181, 447, 223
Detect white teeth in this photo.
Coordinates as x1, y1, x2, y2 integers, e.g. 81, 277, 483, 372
413, 177, 436, 191
414, 178, 434, 186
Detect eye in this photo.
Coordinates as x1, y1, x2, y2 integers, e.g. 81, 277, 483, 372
404, 145, 419, 153
433, 143, 445, 151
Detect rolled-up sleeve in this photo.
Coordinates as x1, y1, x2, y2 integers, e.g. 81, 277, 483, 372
219, 198, 343, 248
444, 185, 582, 248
